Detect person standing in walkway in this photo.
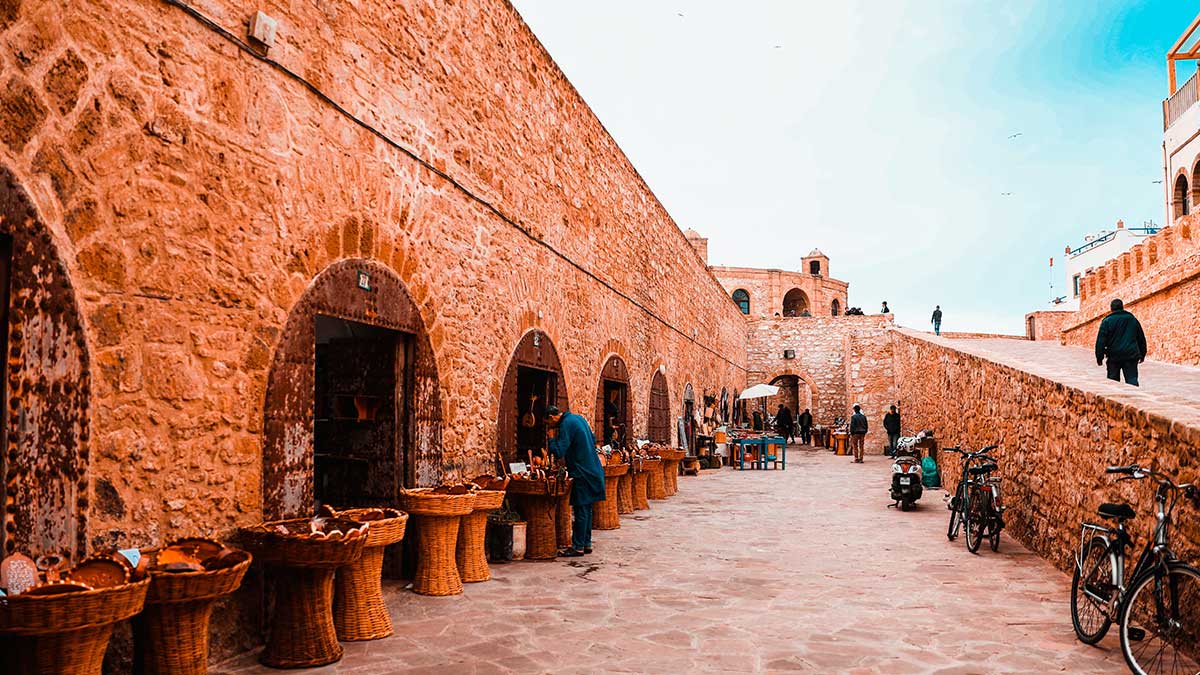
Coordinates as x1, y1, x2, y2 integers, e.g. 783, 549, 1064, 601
931, 305, 942, 336
546, 406, 605, 556
797, 408, 813, 445
774, 404, 794, 443
849, 404, 868, 463
1095, 298, 1147, 387
883, 405, 901, 456
881, 301, 890, 315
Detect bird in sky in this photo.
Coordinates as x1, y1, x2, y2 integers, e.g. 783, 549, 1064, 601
1001, 192, 1014, 196
774, 45, 783, 49
1007, 132, 1023, 139
1152, 180, 1164, 184
677, 11, 684, 17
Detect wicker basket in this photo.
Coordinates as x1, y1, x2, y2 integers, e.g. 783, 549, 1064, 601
594, 465, 626, 530
631, 470, 650, 510
471, 489, 507, 512
455, 490, 504, 583
661, 459, 681, 496
510, 494, 559, 560
136, 552, 252, 675
507, 476, 572, 498
616, 471, 634, 514
657, 448, 687, 461
398, 489, 476, 517
330, 508, 408, 642
644, 458, 667, 500
555, 493, 573, 549
242, 519, 369, 668
399, 490, 475, 596
0, 578, 150, 675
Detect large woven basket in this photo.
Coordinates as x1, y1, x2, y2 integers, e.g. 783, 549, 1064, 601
399, 489, 476, 517
507, 476, 572, 497
471, 489, 507, 512
662, 459, 681, 496
0, 577, 150, 675
555, 493, 573, 549
657, 448, 687, 461
594, 470, 623, 530
510, 493, 559, 560
631, 470, 650, 510
330, 508, 408, 641
604, 462, 629, 478
137, 553, 252, 675
616, 472, 634, 514
456, 511, 492, 583
644, 458, 667, 500
241, 518, 370, 568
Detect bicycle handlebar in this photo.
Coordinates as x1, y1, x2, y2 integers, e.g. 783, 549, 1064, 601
981, 444, 998, 452
1106, 465, 1137, 475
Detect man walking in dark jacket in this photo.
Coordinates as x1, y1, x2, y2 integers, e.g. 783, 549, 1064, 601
1095, 299, 1147, 387
849, 404, 868, 463
883, 405, 901, 456
797, 408, 813, 445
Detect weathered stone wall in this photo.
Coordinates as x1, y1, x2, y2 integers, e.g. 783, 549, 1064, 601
710, 266, 849, 319
746, 315, 895, 447
0, 0, 748, 561
1063, 214, 1200, 366
893, 329, 1199, 574
1023, 311, 1073, 341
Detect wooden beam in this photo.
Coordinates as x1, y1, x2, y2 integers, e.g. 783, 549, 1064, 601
1168, 12, 1200, 57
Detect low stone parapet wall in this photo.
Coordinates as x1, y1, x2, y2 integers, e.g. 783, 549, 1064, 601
893, 329, 1199, 573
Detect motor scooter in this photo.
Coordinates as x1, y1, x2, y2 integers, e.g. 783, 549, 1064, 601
888, 439, 923, 511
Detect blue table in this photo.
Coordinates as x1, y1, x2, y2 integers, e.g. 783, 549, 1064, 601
732, 437, 787, 470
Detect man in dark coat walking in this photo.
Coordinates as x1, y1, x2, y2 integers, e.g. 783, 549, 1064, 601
797, 408, 813, 445
883, 405, 901, 456
546, 406, 605, 556
774, 404, 795, 443
849, 404, 868, 463
1095, 299, 1147, 387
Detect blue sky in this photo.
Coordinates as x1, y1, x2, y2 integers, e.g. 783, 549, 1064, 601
509, 1, 1198, 333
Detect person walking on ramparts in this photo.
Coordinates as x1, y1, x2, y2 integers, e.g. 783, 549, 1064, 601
1095, 298, 1147, 387
931, 305, 942, 336
849, 404, 868, 463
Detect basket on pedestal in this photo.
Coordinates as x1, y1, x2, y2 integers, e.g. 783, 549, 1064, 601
327, 507, 408, 641
555, 493, 573, 549
631, 468, 650, 510
657, 449, 685, 496
644, 458, 666, 500
616, 469, 634, 513
241, 518, 369, 669
136, 550, 252, 675
0, 578, 150, 675
456, 490, 505, 583
398, 490, 476, 596
506, 477, 572, 560
594, 463, 629, 530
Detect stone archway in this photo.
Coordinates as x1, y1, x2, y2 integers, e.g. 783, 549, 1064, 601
594, 355, 631, 447
497, 329, 569, 464
782, 288, 810, 317
0, 167, 91, 558
261, 259, 442, 520
647, 369, 670, 444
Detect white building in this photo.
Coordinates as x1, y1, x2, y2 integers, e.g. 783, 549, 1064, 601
1052, 220, 1159, 311
1165, 15, 1200, 223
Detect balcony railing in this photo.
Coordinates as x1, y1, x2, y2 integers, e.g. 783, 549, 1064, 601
1165, 69, 1199, 130
1068, 228, 1159, 257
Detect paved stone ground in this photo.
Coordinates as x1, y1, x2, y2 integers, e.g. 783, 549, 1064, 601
216, 449, 1135, 674
934, 336, 1200, 427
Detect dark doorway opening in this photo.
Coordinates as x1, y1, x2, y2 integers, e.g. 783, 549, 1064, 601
594, 356, 631, 448
648, 370, 670, 444
313, 315, 412, 509
516, 365, 559, 462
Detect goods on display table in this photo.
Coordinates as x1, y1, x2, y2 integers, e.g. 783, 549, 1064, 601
242, 517, 370, 668
728, 429, 788, 470
321, 506, 409, 642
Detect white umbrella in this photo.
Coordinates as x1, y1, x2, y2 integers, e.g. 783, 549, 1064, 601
738, 383, 779, 400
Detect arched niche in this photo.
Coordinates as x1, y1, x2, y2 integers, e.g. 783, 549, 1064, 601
782, 288, 810, 317
594, 355, 631, 447
1175, 173, 1190, 219
0, 166, 91, 558
261, 259, 442, 520
497, 329, 569, 464
647, 369, 670, 444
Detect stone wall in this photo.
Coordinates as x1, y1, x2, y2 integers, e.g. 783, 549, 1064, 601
893, 328, 1200, 574
1023, 311, 1073, 341
746, 315, 895, 448
710, 266, 849, 319
1062, 214, 1200, 366
0, 0, 748, 598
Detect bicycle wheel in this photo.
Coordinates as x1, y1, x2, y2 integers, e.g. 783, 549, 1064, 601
947, 485, 963, 541
1071, 536, 1114, 645
1119, 562, 1200, 675
965, 487, 988, 554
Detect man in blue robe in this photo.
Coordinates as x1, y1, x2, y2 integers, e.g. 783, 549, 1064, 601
546, 406, 605, 557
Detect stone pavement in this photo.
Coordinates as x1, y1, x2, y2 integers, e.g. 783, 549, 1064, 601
935, 336, 1200, 428
215, 450, 1130, 674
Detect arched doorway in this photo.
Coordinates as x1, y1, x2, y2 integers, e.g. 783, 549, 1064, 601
647, 369, 670, 444
782, 288, 810, 317
261, 259, 443, 520
497, 329, 569, 465
682, 383, 696, 451
0, 167, 91, 558
1175, 173, 1190, 219
595, 355, 631, 447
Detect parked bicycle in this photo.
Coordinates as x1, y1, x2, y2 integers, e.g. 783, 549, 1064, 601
1070, 464, 1200, 675
943, 445, 1006, 552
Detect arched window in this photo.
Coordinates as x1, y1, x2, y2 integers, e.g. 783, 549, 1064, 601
732, 289, 750, 315
831, 299, 840, 316
1175, 174, 1190, 219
